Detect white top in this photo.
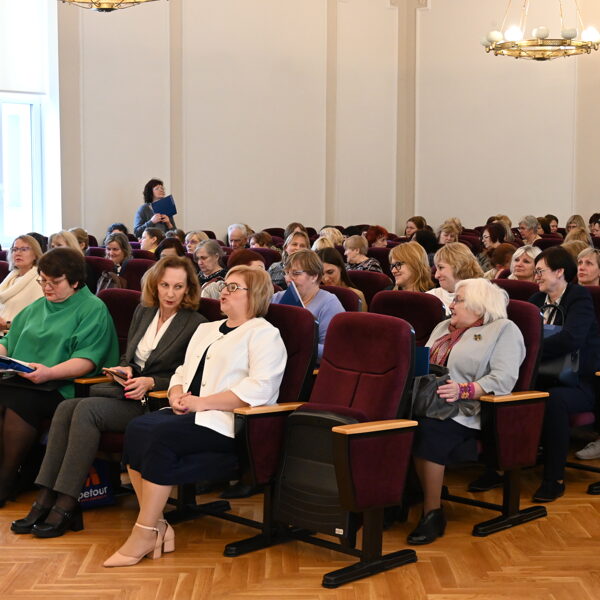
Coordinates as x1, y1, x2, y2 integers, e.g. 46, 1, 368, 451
0, 268, 44, 324
426, 287, 455, 316
169, 317, 287, 438
134, 311, 175, 370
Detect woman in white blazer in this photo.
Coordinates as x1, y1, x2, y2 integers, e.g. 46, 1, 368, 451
104, 265, 287, 568
0, 235, 44, 333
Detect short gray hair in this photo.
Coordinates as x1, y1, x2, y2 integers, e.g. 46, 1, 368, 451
519, 215, 539, 232
510, 244, 541, 273
455, 278, 508, 324
227, 223, 248, 237
195, 239, 224, 259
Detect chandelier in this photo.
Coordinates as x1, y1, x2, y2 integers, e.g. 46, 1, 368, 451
482, 0, 600, 60
59, 0, 160, 12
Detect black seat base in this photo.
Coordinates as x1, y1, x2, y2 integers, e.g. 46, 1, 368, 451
471, 506, 547, 537
587, 481, 600, 495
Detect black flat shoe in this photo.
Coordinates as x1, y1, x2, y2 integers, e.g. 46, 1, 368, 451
532, 480, 565, 503
467, 469, 504, 492
11, 502, 52, 534
219, 482, 261, 499
31, 505, 84, 538
407, 508, 446, 545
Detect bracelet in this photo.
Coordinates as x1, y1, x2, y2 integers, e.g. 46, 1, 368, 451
458, 382, 475, 400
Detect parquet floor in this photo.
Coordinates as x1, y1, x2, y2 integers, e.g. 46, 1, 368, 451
1, 460, 600, 599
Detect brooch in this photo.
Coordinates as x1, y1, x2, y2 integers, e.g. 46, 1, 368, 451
473, 334, 482, 341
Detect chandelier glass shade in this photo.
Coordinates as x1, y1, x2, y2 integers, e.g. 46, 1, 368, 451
59, 0, 160, 12
482, 0, 600, 60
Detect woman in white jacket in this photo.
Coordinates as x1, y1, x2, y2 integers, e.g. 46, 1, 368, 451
0, 235, 44, 333
104, 265, 287, 568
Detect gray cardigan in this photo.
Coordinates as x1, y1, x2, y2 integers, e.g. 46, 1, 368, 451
426, 318, 525, 429
133, 203, 176, 238
122, 305, 206, 391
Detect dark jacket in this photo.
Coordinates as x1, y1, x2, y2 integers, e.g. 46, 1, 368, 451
529, 283, 600, 379
122, 305, 206, 391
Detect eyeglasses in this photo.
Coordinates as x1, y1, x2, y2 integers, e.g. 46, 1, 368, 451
481, 235, 490, 241
284, 270, 307, 277
216, 281, 248, 294
36, 276, 67, 288
10, 246, 32, 253
534, 268, 549, 277
449, 297, 465, 305
390, 262, 404, 271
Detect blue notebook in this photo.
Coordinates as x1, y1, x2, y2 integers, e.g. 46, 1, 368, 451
277, 281, 305, 308
0, 356, 35, 373
151, 195, 177, 217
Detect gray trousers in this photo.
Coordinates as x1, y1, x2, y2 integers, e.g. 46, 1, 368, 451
35, 389, 145, 499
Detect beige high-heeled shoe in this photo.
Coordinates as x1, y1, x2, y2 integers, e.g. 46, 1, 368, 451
103, 522, 162, 568
158, 518, 175, 553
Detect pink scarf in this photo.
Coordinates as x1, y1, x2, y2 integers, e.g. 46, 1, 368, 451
429, 318, 484, 367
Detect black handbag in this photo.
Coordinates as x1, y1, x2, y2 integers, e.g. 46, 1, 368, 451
538, 304, 580, 387
410, 364, 479, 421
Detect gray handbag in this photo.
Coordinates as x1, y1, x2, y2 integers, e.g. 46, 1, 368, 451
410, 364, 479, 421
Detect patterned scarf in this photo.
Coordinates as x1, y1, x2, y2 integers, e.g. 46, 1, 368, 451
429, 318, 484, 367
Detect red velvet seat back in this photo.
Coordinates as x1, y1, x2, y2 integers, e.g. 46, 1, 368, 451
0, 261, 10, 284
367, 247, 393, 278
321, 285, 362, 312
132, 249, 156, 260
347, 270, 392, 306
370, 290, 445, 346
533, 238, 561, 250
197, 297, 224, 322
264, 227, 285, 239
202, 230, 216, 239
84, 256, 115, 282
506, 300, 543, 391
309, 313, 414, 420
120, 258, 155, 291
492, 279, 538, 302
97, 289, 141, 355
87, 235, 98, 247
86, 246, 106, 258
250, 247, 282, 269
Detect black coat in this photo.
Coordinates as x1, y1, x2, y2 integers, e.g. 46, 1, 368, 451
529, 283, 600, 378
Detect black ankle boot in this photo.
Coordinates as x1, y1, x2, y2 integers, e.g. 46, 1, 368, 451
31, 505, 84, 538
11, 502, 52, 534
407, 508, 446, 545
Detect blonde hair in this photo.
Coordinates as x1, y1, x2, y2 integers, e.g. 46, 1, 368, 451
7, 235, 43, 270
564, 226, 592, 246
141, 256, 200, 310
319, 227, 344, 247
49, 230, 82, 254
226, 265, 272, 317
312, 236, 334, 251
343, 235, 368, 255
388, 241, 433, 292
577, 247, 600, 268
455, 279, 508, 325
437, 221, 461, 243
563, 240, 590, 260
434, 242, 483, 280
566, 214, 586, 230
185, 230, 209, 245
281, 231, 311, 263
68, 227, 89, 251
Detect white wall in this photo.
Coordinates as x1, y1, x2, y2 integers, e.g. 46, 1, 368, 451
416, 0, 577, 229
58, 0, 600, 239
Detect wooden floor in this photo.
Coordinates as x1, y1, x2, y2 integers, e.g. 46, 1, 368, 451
1, 460, 600, 600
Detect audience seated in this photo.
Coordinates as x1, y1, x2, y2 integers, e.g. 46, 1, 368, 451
404, 216, 427, 239
194, 240, 227, 291
272, 249, 344, 359
318, 226, 345, 247
408, 279, 525, 545
0, 248, 119, 505
437, 221, 460, 246
343, 235, 383, 273
104, 232, 132, 277
184, 230, 209, 255
507, 245, 541, 282
139, 227, 164, 254
566, 214, 586, 233
545, 214, 561, 236
267, 231, 310, 289
227, 224, 249, 250
105, 222, 130, 242
165, 229, 186, 245
154, 238, 186, 260
365, 225, 388, 248
0, 236, 44, 333
388, 241, 434, 292
103, 266, 287, 567
49, 230, 81, 252
518, 215, 542, 245
427, 242, 483, 314
11, 257, 205, 538
576, 248, 600, 286
68, 228, 90, 254
484, 243, 515, 280
564, 226, 592, 245
478, 222, 507, 272
316, 247, 367, 310
562, 240, 589, 262
202, 249, 266, 299
249, 231, 274, 249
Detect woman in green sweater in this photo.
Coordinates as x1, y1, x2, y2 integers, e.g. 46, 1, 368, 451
0, 248, 118, 505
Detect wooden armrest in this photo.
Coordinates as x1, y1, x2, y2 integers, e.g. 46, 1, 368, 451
74, 376, 111, 385
596, 371, 600, 377
480, 391, 549, 403
148, 390, 168, 399
332, 419, 418, 435
313, 368, 319, 376
234, 402, 304, 416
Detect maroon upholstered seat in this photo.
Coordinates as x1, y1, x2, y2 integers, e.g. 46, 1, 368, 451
492, 279, 538, 302
202, 230, 216, 239
226, 313, 418, 587
264, 227, 285, 239
87, 235, 98, 247
86, 246, 106, 258
129, 241, 141, 249
0, 250, 6, 261
367, 247, 393, 278
96, 288, 141, 355
131, 249, 156, 260
197, 297, 223, 322
84, 256, 115, 288
0, 261, 9, 284
321, 285, 362, 311
250, 247, 281, 269
120, 258, 155, 291
370, 290, 445, 346
347, 270, 392, 306
533, 238, 561, 250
